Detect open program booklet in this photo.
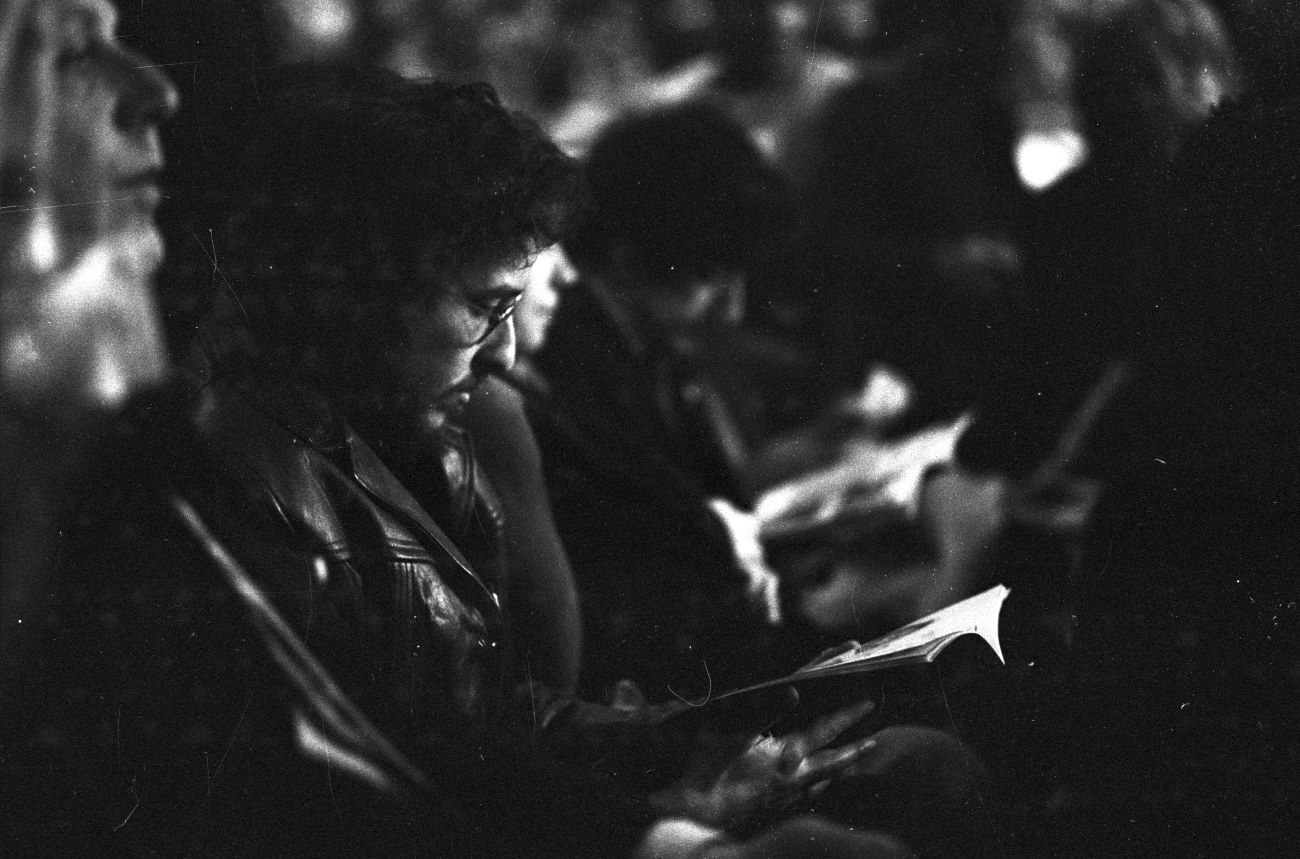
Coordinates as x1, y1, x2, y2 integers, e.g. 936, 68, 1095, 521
754, 412, 974, 544
715, 584, 1010, 702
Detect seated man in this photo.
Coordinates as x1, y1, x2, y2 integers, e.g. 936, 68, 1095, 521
9, 62, 987, 858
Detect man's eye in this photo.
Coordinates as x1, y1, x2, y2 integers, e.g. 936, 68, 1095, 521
476, 296, 520, 317
57, 40, 97, 68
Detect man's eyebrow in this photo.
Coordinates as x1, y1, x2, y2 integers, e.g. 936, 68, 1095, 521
466, 285, 525, 300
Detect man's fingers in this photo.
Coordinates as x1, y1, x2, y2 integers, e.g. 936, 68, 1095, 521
612, 678, 649, 711
791, 736, 877, 788
776, 698, 875, 770
799, 698, 876, 753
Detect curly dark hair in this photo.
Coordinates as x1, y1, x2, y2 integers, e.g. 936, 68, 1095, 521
192, 63, 586, 395
567, 101, 789, 288
218, 62, 583, 308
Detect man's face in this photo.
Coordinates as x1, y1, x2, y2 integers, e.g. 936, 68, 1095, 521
388, 257, 527, 429
0, 0, 178, 416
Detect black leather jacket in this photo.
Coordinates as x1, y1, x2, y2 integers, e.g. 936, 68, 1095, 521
185, 368, 508, 739
173, 338, 663, 853
3, 333, 658, 856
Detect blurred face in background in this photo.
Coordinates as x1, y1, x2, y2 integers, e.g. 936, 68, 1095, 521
641, 270, 745, 346
513, 243, 578, 357
611, 249, 747, 357
1, 0, 179, 418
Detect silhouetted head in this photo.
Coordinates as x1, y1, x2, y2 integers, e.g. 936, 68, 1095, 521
569, 101, 789, 351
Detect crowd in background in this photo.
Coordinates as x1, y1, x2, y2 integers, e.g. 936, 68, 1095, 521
4, 0, 1299, 855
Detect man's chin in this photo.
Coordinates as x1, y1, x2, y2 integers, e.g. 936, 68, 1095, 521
417, 406, 453, 432
102, 224, 166, 284
417, 397, 469, 432
381, 385, 474, 435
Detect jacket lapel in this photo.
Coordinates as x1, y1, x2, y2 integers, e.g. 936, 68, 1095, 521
344, 427, 499, 611
188, 324, 499, 612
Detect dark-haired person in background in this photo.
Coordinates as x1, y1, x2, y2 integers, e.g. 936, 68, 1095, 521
531, 102, 796, 703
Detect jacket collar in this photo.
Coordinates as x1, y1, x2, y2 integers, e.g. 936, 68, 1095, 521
186, 318, 496, 606
343, 428, 488, 601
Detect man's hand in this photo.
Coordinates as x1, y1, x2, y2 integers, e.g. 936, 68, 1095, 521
649, 699, 877, 831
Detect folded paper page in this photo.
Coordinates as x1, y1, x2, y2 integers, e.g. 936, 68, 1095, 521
716, 584, 1010, 701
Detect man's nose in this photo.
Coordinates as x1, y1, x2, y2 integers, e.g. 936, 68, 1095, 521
553, 246, 579, 290
115, 47, 181, 133
472, 316, 517, 376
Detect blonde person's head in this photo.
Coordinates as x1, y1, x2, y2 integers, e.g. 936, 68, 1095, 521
1, 0, 177, 415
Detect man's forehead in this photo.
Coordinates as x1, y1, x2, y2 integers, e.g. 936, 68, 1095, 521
459, 254, 539, 295
53, 0, 117, 35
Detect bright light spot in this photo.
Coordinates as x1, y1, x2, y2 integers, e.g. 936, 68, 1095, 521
752, 128, 779, 159
40, 243, 166, 408
287, 0, 356, 51
4, 331, 41, 372
1194, 69, 1228, 113
1015, 129, 1089, 193
293, 712, 390, 789
89, 346, 131, 407
27, 215, 59, 273
858, 364, 913, 424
